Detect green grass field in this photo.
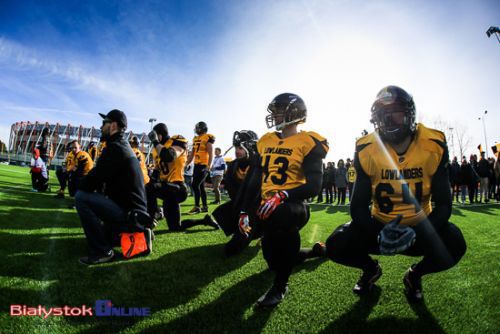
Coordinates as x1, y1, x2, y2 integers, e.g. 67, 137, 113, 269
0, 164, 499, 334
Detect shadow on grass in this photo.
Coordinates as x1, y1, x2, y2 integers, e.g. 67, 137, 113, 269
1, 227, 261, 333
140, 270, 274, 334
319, 287, 445, 334
453, 204, 499, 216
326, 205, 350, 214
0, 184, 74, 212
0, 208, 78, 230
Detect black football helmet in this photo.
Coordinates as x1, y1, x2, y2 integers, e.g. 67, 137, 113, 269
370, 86, 416, 143
233, 130, 258, 157
195, 121, 208, 135
266, 93, 307, 130
129, 136, 140, 148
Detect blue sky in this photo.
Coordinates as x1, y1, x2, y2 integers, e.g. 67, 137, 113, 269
0, 0, 499, 160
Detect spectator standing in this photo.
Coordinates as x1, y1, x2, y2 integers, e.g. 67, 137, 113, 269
494, 155, 500, 201
471, 154, 480, 202
449, 157, 461, 203
467, 154, 479, 204
324, 162, 335, 204
317, 163, 327, 203
477, 152, 490, 203
335, 159, 348, 205
487, 157, 496, 201
330, 161, 337, 203
210, 147, 226, 204
459, 158, 469, 204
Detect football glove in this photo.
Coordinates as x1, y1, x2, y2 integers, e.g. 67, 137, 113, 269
257, 190, 288, 220
238, 211, 251, 237
148, 130, 159, 146
378, 215, 416, 255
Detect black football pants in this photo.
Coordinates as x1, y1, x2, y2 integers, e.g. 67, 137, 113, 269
260, 201, 310, 287
192, 164, 209, 208
31, 172, 48, 192
325, 218, 466, 277
146, 181, 187, 231
55, 167, 68, 190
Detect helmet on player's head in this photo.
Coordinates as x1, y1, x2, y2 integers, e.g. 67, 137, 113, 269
129, 136, 140, 148
370, 85, 416, 143
233, 130, 258, 157
195, 121, 208, 135
153, 123, 169, 143
266, 93, 307, 130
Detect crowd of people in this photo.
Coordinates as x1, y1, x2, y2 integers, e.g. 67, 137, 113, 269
26, 84, 500, 310
449, 153, 500, 204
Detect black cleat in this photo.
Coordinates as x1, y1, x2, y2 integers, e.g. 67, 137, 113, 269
187, 206, 201, 215
403, 265, 423, 302
255, 284, 289, 309
203, 215, 220, 230
79, 250, 114, 266
54, 192, 65, 199
311, 241, 327, 257
201, 206, 209, 213
353, 261, 382, 295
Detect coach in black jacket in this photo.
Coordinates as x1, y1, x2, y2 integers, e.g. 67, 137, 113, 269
76, 109, 148, 265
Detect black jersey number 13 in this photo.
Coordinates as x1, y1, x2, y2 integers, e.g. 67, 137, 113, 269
263, 156, 289, 185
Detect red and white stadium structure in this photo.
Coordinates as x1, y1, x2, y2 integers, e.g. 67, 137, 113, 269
4, 121, 151, 166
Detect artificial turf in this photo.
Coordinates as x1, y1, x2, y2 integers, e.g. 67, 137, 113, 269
0, 164, 498, 333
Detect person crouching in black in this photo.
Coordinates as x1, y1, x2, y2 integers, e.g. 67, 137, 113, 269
76, 109, 151, 265
181, 130, 261, 256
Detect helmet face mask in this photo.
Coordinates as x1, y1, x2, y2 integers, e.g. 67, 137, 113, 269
266, 93, 307, 130
233, 130, 258, 157
371, 86, 416, 143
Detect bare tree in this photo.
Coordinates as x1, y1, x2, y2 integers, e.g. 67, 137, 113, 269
430, 118, 475, 160
454, 124, 472, 160
432, 117, 457, 158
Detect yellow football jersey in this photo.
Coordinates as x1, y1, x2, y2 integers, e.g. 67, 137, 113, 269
65, 151, 75, 172
132, 147, 150, 185
87, 145, 97, 162
153, 135, 188, 183
192, 133, 215, 165
257, 131, 329, 199
356, 123, 446, 226
73, 150, 93, 176
347, 166, 357, 183
95, 142, 107, 162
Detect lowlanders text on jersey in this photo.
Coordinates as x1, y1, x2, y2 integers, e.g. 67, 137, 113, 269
380, 167, 423, 180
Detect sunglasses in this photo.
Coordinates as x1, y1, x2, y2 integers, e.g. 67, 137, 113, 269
102, 119, 112, 126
